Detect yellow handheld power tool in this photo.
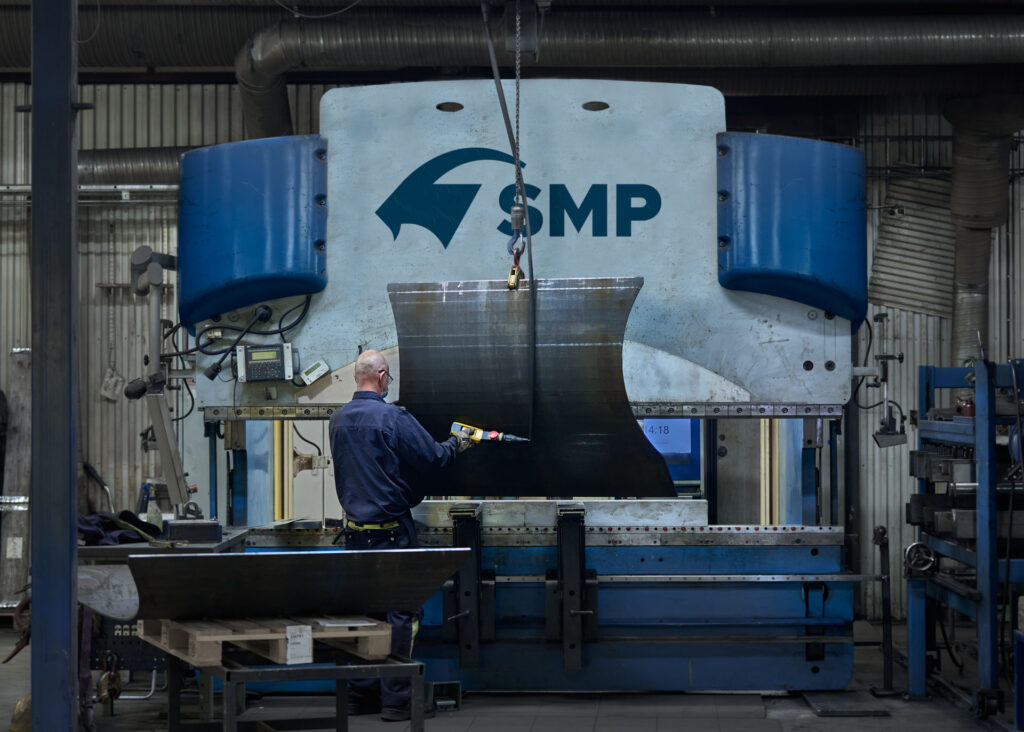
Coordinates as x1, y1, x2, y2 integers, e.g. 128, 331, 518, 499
451, 422, 529, 443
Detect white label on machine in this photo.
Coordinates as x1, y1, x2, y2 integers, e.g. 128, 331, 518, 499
285, 625, 313, 665
5, 537, 23, 560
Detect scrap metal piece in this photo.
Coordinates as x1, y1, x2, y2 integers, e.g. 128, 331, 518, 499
77, 548, 469, 621
78, 565, 139, 621
387, 278, 674, 498
802, 691, 890, 717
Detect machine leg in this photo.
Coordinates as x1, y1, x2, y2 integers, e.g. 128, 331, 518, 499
335, 678, 348, 732
234, 682, 246, 717
907, 577, 928, 698
452, 509, 482, 668
410, 667, 425, 732
557, 508, 586, 670
222, 681, 237, 732
1015, 630, 1024, 730
199, 669, 214, 721
167, 654, 182, 732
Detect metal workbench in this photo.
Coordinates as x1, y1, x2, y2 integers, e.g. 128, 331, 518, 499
78, 530, 249, 564
165, 647, 426, 732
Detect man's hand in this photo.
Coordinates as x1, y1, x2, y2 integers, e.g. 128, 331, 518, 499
455, 427, 475, 454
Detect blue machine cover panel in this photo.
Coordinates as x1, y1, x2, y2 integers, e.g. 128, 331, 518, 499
177, 135, 328, 328
717, 132, 866, 326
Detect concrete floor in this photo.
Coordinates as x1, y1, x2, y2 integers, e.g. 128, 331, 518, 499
0, 621, 1008, 732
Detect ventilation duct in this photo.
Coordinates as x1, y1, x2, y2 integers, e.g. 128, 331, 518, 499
235, 11, 1024, 138
943, 95, 1024, 398
77, 148, 190, 185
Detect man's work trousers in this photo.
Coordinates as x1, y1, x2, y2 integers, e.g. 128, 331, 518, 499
343, 516, 421, 712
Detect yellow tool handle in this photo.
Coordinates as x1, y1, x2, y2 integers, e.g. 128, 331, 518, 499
450, 421, 528, 443
451, 421, 486, 442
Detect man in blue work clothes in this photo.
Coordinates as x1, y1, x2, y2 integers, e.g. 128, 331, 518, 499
329, 349, 474, 722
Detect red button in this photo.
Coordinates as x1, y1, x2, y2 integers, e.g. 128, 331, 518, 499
489, 431, 499, 440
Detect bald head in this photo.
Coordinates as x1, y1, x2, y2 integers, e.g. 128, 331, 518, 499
354, 350, 390, 393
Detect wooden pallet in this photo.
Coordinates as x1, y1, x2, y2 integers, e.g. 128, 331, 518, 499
138, 616, 392, 667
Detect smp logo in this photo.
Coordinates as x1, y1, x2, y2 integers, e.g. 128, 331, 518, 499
375, 147, 662, 249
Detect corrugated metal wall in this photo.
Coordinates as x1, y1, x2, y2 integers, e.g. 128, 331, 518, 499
0, 81, 337, 512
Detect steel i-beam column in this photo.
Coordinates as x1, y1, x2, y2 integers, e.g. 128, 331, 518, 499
30, 0, 80, 727
975, 363, 999, 697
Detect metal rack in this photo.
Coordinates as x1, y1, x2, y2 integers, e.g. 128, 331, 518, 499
906, 363, 1024, 716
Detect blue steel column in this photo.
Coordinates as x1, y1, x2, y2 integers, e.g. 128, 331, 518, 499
829, 420, 839, 526
907, 578, 928, 696
975, 362, 999, 692
30, 0, 80, 727
907, 366, 934, 698
230, 451, 248, 527
207, 424, 218, 519
801, 446, 818, 525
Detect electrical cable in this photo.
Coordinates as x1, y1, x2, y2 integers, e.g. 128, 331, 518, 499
937, 609, 965, 672
170, 330, 195, 423
851, 318, 874, 405
481, 1, 538, 442
278, 296, 312, 343
269, 0, 363, 19
856, 398, 906, 421
163, 322, 181, 343
204, 306, 272, 380
163, 296, 311, 359
293, 425, 322, 456
78, 0, 102, 44
849, 317, 905, 421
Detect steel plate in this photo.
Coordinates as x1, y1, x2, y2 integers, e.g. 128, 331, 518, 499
78, 565, 140, 620
78, 548, 469, 620
388, 278, 674, 498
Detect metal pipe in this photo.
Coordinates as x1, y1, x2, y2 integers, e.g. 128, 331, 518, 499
148, 281, 162, 383
874, 526, 894, 692
78, 148, 190, 185
944, 96, 1024, 391
118, 669, 159, 701
0, 7, 1020, 73
233, 11, 1024, 138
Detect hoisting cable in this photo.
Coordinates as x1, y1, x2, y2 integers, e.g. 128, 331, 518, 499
482, 0, 537, 443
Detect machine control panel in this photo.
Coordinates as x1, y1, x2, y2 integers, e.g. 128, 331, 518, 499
236, 343, 293, 383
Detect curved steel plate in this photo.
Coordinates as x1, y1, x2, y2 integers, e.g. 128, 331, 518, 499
78, 548, 469, 621
388, 277, 674, 498
78, 565, 139, 620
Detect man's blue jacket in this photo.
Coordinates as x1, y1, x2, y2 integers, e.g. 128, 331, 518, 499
329, 391, 459, 522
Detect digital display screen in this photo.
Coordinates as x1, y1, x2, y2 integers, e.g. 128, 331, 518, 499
304, 364, 320, 376
250, 350, 278, 362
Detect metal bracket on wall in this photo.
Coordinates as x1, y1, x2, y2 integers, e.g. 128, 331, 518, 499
0, 496, 28, 512
223, 421, 246, 452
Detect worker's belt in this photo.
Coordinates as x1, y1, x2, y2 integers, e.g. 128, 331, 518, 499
346, 519, 400, 531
